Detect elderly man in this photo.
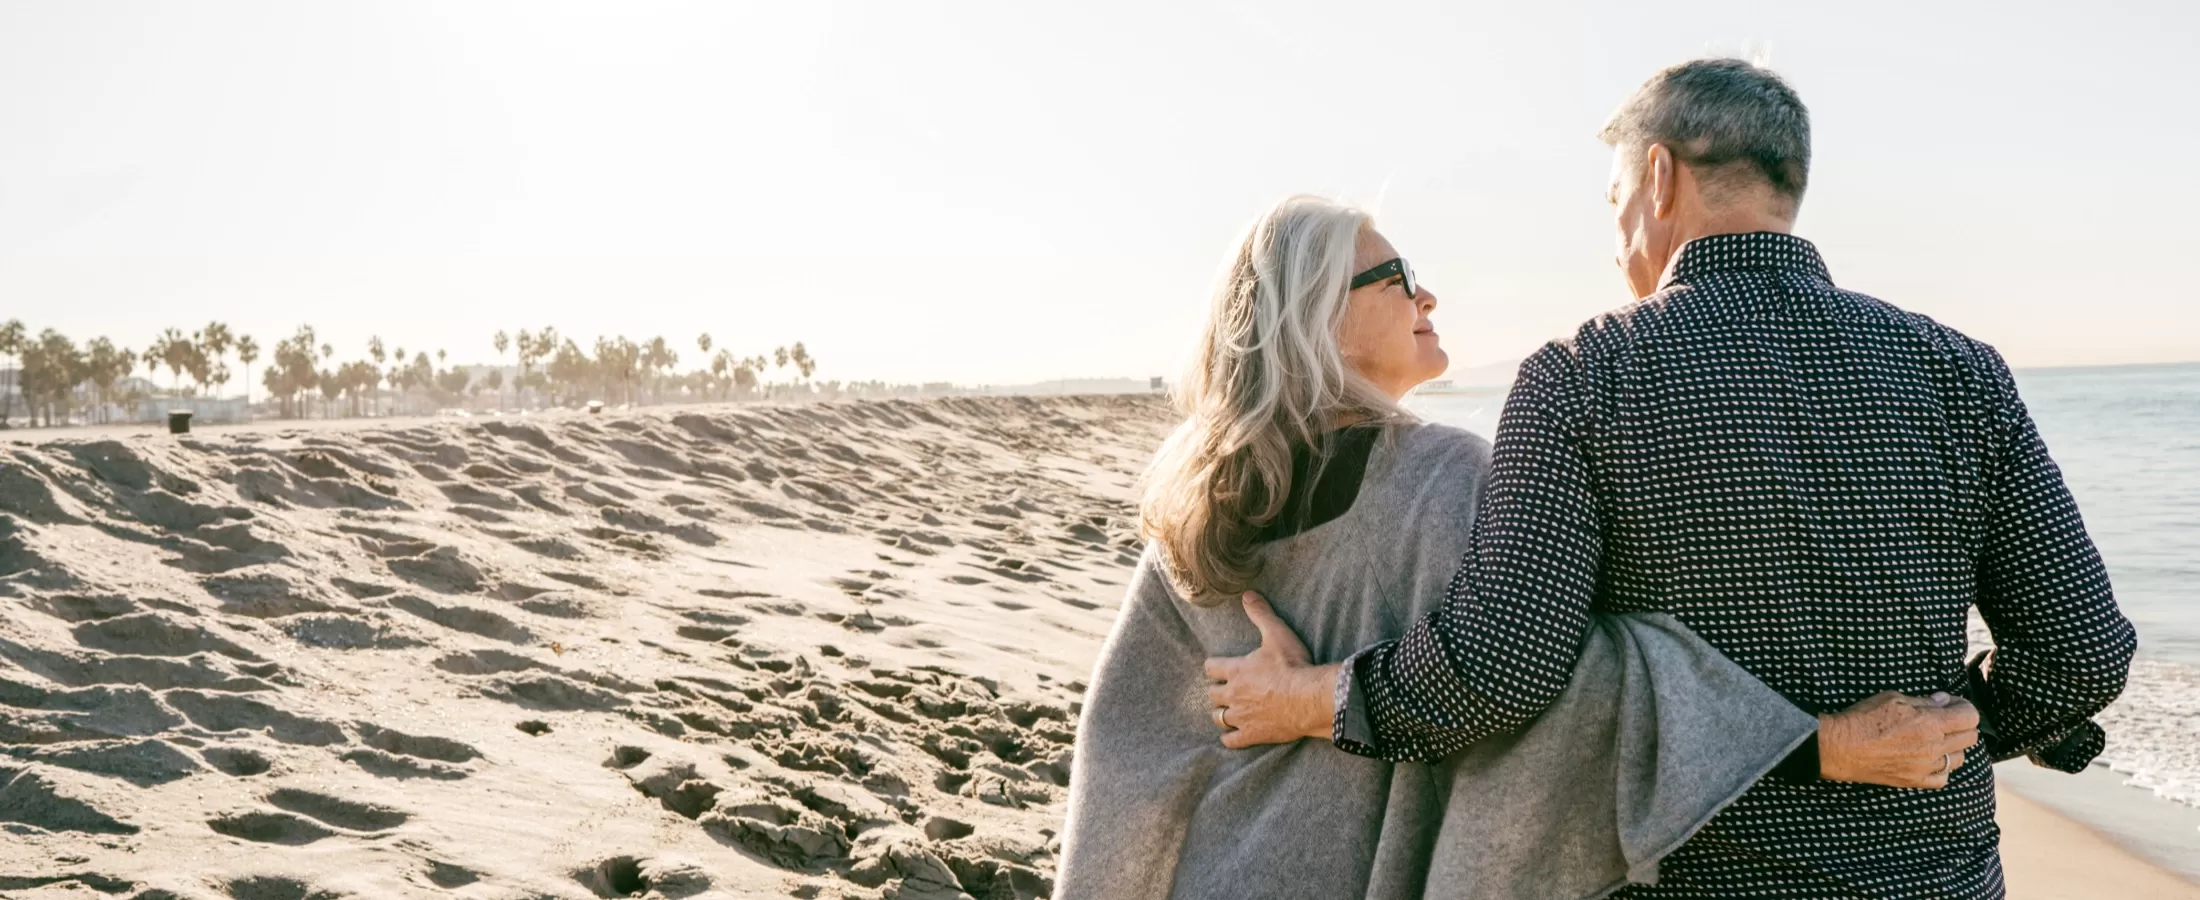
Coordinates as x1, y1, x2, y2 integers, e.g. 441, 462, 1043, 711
1210, 58, 2136, 896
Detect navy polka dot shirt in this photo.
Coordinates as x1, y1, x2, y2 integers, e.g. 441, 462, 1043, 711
1334, 232, 2136, 898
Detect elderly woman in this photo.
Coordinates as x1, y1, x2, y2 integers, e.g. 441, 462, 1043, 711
1053, 196, 1969, 899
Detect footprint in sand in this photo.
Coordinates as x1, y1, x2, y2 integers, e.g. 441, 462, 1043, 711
201, 746, 274, 777
482, 674, 626, 711
424, 860, 482, 889
430, 648, 540, 675
264, 787, 409, 831
207, 810, 337, 845
354, 723, 481, 765
164, 691, 347, 746
220, 874, 345, 899
571, 855, 713, 899
543, 570, 612, 591
384, 595, 534, 644
0, 764, 141, 834
8, 739, 202, 787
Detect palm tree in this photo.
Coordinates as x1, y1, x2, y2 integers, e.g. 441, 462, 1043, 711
84, 338, 125, 424
182, 332, 214, 395
546, 338, 589, 407
269, 326, 319, 419
0, 318, 24, 427
111, 346, 138, 423
337, 360, 378, 417
529, 327, 560, 409
515, 329, 535, 409
350, 360, 380, 417
407, 354, 433, 411
319, 366, 342, 418
436, 365, 471, 403
389, 347, 407, 416
791, 342, 816, 383
198, 322, 234, 398
493, 330, 510, 411
317, 344, 334, 417
710, 349, 732, 401
643, 336, 675, 404
367, 336, 386, 415
21, 329, 83, 426
235, 335, 260, 415
152, 328, 195, 395
698, 333, 712, 356
733, 359, 759, 399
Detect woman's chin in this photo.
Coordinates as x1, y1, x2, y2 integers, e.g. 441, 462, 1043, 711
1420, 347, 1450, 378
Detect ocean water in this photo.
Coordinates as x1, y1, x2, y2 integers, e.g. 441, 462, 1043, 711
1405, 362, 2200, 811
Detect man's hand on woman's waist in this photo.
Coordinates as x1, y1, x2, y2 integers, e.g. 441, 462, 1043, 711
1204, 590, 1984, 792
1203, 592, 1338, 749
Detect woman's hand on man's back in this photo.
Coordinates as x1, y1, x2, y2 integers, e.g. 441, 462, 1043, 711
1818, 691, 1981, 789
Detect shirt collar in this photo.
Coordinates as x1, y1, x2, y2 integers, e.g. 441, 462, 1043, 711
1657, 231, 1832, 290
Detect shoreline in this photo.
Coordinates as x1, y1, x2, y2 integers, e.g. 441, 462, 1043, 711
2000, 779, 2200, 898
2000, 761, 2200, 890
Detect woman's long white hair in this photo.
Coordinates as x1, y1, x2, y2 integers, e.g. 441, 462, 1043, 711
1139, 195, 1409, 605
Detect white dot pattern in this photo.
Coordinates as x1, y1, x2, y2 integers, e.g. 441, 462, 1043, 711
1334, 233, 2137, 898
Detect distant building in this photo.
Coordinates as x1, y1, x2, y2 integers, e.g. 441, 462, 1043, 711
139, 394, 250, 424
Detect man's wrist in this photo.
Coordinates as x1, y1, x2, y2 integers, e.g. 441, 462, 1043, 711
1815, 713, 1850, 781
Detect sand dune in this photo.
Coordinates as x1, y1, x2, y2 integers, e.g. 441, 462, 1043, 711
0, 396, 1173, 899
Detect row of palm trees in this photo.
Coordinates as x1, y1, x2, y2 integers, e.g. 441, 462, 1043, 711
0, 318, 826, 429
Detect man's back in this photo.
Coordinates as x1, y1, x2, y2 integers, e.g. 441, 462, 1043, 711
1336, 232, 2136, 899
1565, 232, 2134, 895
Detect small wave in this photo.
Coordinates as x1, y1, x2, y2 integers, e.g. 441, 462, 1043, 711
2094, 657, 2200, 809
1974, 618, 2200, 810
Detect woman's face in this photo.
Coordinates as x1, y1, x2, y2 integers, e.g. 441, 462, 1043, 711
1339, 226, 1446, 400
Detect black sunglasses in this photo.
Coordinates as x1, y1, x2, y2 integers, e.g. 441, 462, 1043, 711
1350, 257, 1417, 298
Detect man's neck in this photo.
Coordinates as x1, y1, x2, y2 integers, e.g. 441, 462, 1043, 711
1671, 209, 1794, 249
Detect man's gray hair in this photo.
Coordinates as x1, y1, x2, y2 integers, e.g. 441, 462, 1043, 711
1599, 58, 1811, 210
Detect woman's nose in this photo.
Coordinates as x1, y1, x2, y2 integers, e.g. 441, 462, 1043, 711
1417, 287, 1439, 313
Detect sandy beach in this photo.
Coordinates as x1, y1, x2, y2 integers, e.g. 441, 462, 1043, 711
1, 396, 2189, 898
2001, 786, 2200, 899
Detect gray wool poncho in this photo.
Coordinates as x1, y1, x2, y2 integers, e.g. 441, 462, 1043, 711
1054, 423, 1816, 899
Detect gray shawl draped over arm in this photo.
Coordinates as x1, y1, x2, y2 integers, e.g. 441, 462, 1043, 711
1055, 424, 1817, 899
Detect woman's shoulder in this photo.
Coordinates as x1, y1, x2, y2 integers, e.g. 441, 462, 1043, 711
1382, 421, 1491, 473
1357, 422, 1489, 516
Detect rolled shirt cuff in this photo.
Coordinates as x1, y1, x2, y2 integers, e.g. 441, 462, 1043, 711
1767, 731, 1822, 781
1330, 644, 1382, 758
2030, 721, 2107, 774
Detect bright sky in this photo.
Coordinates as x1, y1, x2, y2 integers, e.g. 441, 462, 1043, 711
3, 0, 2195, 385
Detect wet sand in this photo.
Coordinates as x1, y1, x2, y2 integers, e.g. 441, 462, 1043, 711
2001, 785, 2200, 899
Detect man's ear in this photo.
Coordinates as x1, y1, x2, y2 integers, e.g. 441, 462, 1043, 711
1648, 143, 1677, 221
